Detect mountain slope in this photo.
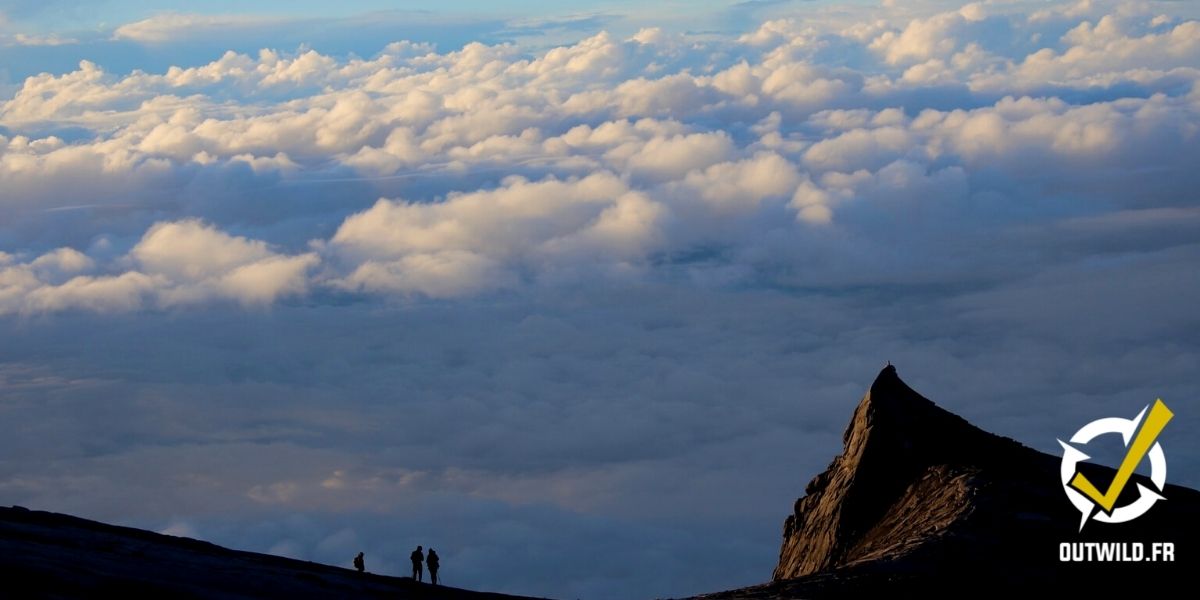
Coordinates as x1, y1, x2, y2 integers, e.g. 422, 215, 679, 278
0, 505, 545, 599
774, 364, 1062, 579
693, 365, 1198, 598
4, 366, 1196, 599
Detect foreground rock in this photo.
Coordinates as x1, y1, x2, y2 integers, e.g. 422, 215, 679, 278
0, 506, 544, 599
691, 365, 1198, 598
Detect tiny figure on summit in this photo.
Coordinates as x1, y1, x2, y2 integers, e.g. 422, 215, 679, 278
427, 548, 440, 585
353, 551, 364, 573
410, 545, 425, 582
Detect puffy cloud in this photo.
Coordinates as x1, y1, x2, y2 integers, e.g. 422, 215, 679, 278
30, 247, 93, 276
132, 220, 279, 281
525, 30, 626, 79
23, 271, 158, 314
675, 153, 800, 211
329, 172, 664, 296
0, 1, 1197, 308
331, 173, 630, 259
802, 124, 915, 172
335, 251, 508, 298
1, 60, 147, 123
790, 178, 835, 225
130, 220, 318, 307
870, 11, 967, 65
0, 220, 317, 314
618, 131, 735, 180
997, 18, 1200, 90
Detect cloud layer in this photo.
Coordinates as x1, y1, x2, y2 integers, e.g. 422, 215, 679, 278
2, 1, 1199, 313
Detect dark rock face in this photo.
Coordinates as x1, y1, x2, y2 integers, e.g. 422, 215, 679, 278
774, 364, 1048, 579
0, 506, 545, 600
750, 366, 1199, 596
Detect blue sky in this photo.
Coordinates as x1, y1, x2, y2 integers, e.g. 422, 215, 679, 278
1, 1, 1199, 599
0, 0, 830, 80
8, 0, 700, 24
7, 0, 766, 26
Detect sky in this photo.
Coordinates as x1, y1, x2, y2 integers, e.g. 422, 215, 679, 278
1, 0, 1198, 598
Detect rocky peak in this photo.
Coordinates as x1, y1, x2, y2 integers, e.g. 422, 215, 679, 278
774, 365, 1035, 580
769, 364, 1200, 589
697, 365, 1199, 598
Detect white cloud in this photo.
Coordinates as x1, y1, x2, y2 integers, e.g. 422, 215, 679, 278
336, 251, 508, 298
24, 271, 158, 314
132, 220, 277, 280
803, 125, 914, 172
328, 172, 663, 297
998, 18, 1200, 90
30, 248, 94, 277
676, 153, 800, 211
132, 220, 318, 307
870, 10, 968, 65
619, 131, 735, 180
215, 254, 316, 304
1, 60, 144, 123
0, 220, 317, 314
0, 1, 1196, 311
739, 19, 798, 46
8, 33, 78, 46
113, 13, 279, 43
789, 178, 835, 225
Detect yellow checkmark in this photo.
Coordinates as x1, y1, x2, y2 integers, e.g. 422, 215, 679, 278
1069, 398, 1173, 512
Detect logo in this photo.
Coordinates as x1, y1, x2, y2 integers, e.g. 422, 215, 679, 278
1057, 399, 1173, 531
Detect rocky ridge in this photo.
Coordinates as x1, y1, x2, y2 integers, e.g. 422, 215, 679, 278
0, 505, 544, 599
691, 365, 1198, 598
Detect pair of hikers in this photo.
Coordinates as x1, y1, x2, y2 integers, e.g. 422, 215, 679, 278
410, 545, 440, 585
351, 547, 440, 585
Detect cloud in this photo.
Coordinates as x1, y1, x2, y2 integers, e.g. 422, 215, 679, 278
0, 1, 1197, 308
675, 152, 799, 211
7, 33, 77, 46
132, 220, 317, 306
132, 220, 279, 280
0, 220, 317, 314
619, 131, 735, 180
994, 18, 1200, 91
112, 13, 282, 43
23, 271, 157, 313
327, 171, 665, 296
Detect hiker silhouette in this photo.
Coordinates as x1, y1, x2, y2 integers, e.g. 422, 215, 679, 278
427, 549, 440, 585
410, 545, 424, 582
353, 552, 364, 573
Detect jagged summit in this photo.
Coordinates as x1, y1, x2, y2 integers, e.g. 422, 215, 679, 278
855, 364, 1013, 450
848, 364, 1036, 466
776, 365, 991, 579
774, 365, 1035, 579
757, 365, 1200, 593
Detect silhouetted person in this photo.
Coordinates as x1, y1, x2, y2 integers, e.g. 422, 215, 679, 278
410, 545, 424, 582
353, 552, 364, 573
427, 549, 440, 585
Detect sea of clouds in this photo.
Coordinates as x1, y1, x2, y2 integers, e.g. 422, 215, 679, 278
1, 1, 1198, 598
